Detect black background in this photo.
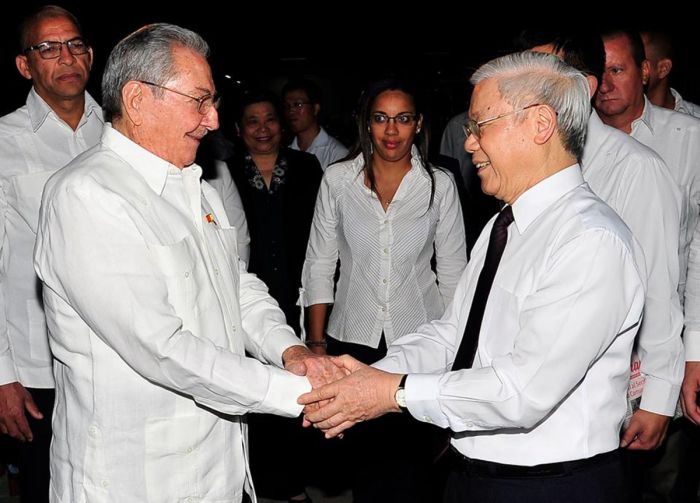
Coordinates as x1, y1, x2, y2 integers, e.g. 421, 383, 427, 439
2, 2, 698, 148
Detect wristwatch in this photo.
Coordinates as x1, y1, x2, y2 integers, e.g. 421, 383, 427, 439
394, 374, 408, 411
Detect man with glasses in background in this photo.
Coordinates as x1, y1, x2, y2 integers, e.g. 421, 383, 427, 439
283, 78, 347, 170
33, 23, 341, 502
0, 6, 102, 501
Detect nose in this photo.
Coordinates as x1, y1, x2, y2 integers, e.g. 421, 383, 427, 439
464, 131, 479, 154
599, 72, 614, 94
57, 43, 76, 64
384, 118, 399, 135
203, 106, 219, 131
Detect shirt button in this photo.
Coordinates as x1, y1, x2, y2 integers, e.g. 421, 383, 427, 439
382, 279, 387, 284
383, 248, 388, 254
88, 426, 97, 436
424, 416, 432, 423
214, 268, 219, 276
232, 325, 237, 332
186, 446, 193, 453
184, 272, 190, 278
466, 422, 474, 428
101, 480, 109, 488
381, 307, 386, 312
384, 219, 389, 224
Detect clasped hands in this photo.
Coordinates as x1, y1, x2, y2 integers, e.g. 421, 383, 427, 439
284, 346, 403, 438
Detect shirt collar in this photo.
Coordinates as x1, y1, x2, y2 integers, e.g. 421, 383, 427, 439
101, 124, 200, 196
510, 164, 584, 234
351, 144, 426, 186
26, 88, 103, 132
632, 96, 655, 135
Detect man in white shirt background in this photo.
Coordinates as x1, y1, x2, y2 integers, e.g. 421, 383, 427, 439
595, 29, 700, 501
641, 31, 700, 119
300, 51, 647, 503
283, 78, 348, 171
33, 23, 342, 502
0, 6, 103, 502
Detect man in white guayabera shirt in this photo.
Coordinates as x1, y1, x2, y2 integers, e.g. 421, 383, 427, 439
33, 23, 343, 503
0, 6, 103, 502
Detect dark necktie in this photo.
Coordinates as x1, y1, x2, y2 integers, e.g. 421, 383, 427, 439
452, 205, 514, 370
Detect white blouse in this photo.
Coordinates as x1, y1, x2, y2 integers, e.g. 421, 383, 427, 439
303, 147, 467, 348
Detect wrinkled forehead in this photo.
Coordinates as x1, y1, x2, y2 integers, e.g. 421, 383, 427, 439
469, 79, 505, 119
26, 15, 81, 46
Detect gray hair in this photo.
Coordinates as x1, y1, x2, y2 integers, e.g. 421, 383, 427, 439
470, 51, 590, 161
102, 23, 210, 122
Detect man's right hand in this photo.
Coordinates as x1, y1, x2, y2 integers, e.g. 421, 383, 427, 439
0, 382, 43, 441
681, 361, 700, 425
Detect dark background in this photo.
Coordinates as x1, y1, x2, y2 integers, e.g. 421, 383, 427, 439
2, 2, 699, 151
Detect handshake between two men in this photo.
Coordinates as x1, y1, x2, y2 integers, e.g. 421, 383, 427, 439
285, 346, 402, 438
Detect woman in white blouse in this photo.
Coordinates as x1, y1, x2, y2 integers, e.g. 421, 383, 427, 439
303, 78, 467, 503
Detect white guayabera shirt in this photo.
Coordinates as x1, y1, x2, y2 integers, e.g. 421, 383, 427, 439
34, 126, 310, 503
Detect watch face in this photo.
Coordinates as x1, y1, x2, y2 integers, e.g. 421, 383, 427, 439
395, 388, 407, 408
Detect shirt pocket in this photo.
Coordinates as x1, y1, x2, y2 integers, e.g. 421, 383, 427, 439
479, 283, 520, 360
10, 170, 55, 234
147, 238, 197, 317
144, 415, 201, 500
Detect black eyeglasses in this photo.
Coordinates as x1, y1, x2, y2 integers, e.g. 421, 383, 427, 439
462, 103, 542, 139
138, 81, 220, 115
371, 112, 418, 126
24, 37, 89, 60
284, 101, 312, 110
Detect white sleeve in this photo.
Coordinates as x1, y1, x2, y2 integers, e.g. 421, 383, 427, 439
34, 176, 309, 417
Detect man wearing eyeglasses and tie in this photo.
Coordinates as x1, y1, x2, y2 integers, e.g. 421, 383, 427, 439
301, 52, 647, 502
0, 6, 102, 501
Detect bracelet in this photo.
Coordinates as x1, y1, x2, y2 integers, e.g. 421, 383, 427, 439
306, 340, 328, 347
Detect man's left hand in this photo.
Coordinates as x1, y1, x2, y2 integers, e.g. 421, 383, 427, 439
620, 409, 670, 450
298, 354, 403, 438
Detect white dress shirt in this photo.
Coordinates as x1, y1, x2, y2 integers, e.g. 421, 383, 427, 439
34, 125, 310, 503
375, 166, 647, 465
0, 89, 103, 388
630, 98, 700, 302
209, 160, 250, 265
303, 148, 467, 348
290, 127, 348, 171
671, 88, 700, 119
583, 111, 683, 415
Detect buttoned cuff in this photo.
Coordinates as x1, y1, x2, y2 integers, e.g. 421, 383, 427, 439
685, 330, 700, 361
404, 373, 450, 429
0, 354, 19, 386
262, 327, 304, 367
258, 366, 311, 417
640, 375, 681, 416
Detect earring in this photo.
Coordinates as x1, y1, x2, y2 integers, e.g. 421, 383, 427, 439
416, 127, 421, 133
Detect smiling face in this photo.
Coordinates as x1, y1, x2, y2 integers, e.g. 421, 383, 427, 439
465, 78, 536, 204
138, 45, 219, 168
369, 90, 422, 165
15, 15, 93, 108
240, 101, 282, 156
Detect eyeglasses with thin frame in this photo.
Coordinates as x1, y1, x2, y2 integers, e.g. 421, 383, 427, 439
462, 103, 542, 139
138, 80, 220, 115
24, 37, 89, 60
284, 101, 312, 110
371, 112, 419, 126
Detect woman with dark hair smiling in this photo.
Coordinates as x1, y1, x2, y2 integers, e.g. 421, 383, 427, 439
302, 78, 467, 502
